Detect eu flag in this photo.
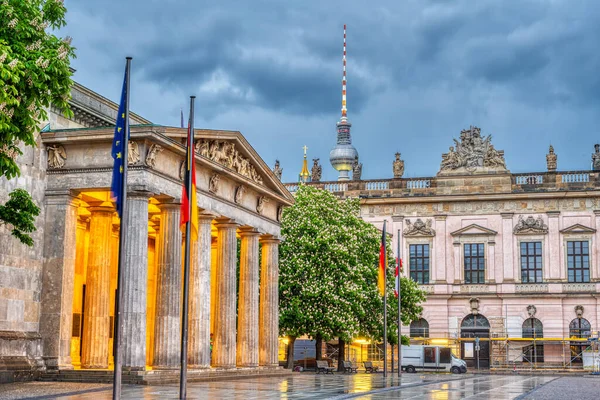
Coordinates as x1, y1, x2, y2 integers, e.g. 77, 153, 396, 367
110, 64, 129, 218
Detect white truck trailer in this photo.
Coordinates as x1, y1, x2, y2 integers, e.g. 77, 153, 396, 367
401, 345, 467, 374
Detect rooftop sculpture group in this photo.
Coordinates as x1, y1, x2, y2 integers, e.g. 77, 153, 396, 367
439, 126, 507, 174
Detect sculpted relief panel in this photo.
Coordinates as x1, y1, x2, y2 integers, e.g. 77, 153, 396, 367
195, 139, 263, 185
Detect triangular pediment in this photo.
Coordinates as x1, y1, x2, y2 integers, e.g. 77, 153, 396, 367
451, 224, 497, 237
161, 126, 294, 205
560, 224, 596, 234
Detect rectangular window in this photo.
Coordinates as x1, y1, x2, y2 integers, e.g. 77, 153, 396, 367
520, 242, 543, 283
464, 243, 485, 284
409, 244, 430, 284
567, 241, 590, 283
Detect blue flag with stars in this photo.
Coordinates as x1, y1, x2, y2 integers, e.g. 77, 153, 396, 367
110, 65, 129, 218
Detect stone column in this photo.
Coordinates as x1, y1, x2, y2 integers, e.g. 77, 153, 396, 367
259, 235, 280, 367
501, 213, 514, 282
213, 218, 238, 368
593, 211, 600, 281
188, 213, 214, 368
153, 203, 182, 369
488, 240, 496, 283
81, 203, 114, 369
547, 211, 561, 281
40, 190, 79, 369
237, 227, 260, 367
121, 191, 152, 370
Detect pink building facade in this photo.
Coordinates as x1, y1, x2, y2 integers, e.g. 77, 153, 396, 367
287, 127, 600, 368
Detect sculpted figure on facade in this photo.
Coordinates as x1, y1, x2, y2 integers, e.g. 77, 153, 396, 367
47, 144, 67, 169
128, 141, 140, 165
352, 155, 362, 180
196, 139, 263, 185
273, 160, 283, 180
513, 215, 548, 235
403, 218, 436, 237
234, 185, 246, 204
393, 152, 404, 178
145, 144, 163, 169
277, 205, 284, 222
179, 161, 185, 181
439, 126, 506, 174
546, 145, 557, 172
209, 173, 220, 194
256, 196, 269, 215
593, 144, 600, 171
311, 158, 322, 182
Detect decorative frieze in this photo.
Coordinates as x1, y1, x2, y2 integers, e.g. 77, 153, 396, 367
195, 139, 263, 185
209, 174, 220, 194
234, 185, 246, 204
403, 218, 435, 237
145, 144, 162, 168
513, 215, 548, 235
128, 141, 140, 165
47, 144, 67, 169
257, 196, 269, 215
515, 284, 548, 293
563, 283, 596, 293
459, 284, 489, 294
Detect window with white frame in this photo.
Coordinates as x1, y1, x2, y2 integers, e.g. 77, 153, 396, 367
464, 243, 485, 284
409, 244, 430, 284
520, 242, 543, 283
567, 241, 590, 283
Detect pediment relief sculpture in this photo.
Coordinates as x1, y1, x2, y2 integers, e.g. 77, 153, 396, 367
47, 144, 66, 169
209, 173, 220, 194
128, 141, 140, 165
559, 224, 596, 234
234, 185, 246, 204
195, 139, 263, 185
145, 144, 163, 169
451, 224, 497, 237
513, 215, 548, 235
404, 218, 435, 237
439, 126, 507, 174
257, 196, 269, 215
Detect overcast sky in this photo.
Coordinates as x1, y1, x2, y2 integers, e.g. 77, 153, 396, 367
61, 0, 600, 182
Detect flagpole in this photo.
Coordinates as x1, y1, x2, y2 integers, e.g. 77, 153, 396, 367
180, 96, 195, 400
397, 228, 402, 378
113, 56, 132, 400
383, 220, 387, 378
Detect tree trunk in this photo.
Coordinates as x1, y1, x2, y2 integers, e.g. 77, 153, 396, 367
337, 338, 346, 372
286, 336, 296, 369
315, 334, 323, 360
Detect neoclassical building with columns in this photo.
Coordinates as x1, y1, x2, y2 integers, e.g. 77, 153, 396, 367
0, 80, 293, 382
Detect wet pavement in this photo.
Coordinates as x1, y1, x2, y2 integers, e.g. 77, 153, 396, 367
1, 373, 595, 399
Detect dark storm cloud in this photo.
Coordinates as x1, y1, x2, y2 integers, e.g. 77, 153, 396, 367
61, 0, 600, 180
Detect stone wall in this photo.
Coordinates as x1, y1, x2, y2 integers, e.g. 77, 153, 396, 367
0, 112, 85, 380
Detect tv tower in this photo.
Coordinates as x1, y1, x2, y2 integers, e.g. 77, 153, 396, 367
329, 24, 358, 181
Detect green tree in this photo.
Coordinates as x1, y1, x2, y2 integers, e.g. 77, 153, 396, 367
0, 0, 75, 245
279, 185, 426, 370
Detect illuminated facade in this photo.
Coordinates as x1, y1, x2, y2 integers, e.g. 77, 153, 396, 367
0, 80, 293, 381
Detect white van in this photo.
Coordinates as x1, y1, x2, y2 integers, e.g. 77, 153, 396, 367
401, 345, 467, 374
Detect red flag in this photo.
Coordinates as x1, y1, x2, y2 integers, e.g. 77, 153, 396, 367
394, 258, 402, 298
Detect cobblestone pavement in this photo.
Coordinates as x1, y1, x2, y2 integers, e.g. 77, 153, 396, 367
0, 373, 581, 400
520, 376, 600, 400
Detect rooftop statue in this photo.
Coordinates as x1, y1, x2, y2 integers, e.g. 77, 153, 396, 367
593, 144, 600, 171
352, 155, 362, 180
393, 152, 404, 178
311, 158, 322, 182
546, 145, 557, 172
273, 159, 283, 180
439, 126, 507, 175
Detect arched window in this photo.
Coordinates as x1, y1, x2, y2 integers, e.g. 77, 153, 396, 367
460, 314, 490, 330
410, 318, 429, 338
522, 318, 544, 363
569, 318, 592, 363
522, 318, 543, 338
570, 318, 591, 338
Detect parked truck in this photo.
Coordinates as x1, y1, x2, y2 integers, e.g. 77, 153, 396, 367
401, 345, 467, 374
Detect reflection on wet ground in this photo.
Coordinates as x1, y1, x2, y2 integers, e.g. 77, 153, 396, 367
3, 373, 563, 399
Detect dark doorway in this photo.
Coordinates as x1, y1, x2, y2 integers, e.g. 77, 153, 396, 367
460, 313, 490, 369
569, 318, 591, 363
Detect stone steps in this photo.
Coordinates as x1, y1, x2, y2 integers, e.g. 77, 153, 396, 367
39, 367, 292, 385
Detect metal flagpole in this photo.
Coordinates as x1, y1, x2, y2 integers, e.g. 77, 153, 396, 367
383, 220, 387, 378
113, 56, 132, 400
180, 96, 196, 399
397, 229, 402, 378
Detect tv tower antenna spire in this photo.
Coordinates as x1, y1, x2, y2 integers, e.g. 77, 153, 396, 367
341, 24, 347, 120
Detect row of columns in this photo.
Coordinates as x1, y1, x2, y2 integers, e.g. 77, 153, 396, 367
50, 191, 280, 370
